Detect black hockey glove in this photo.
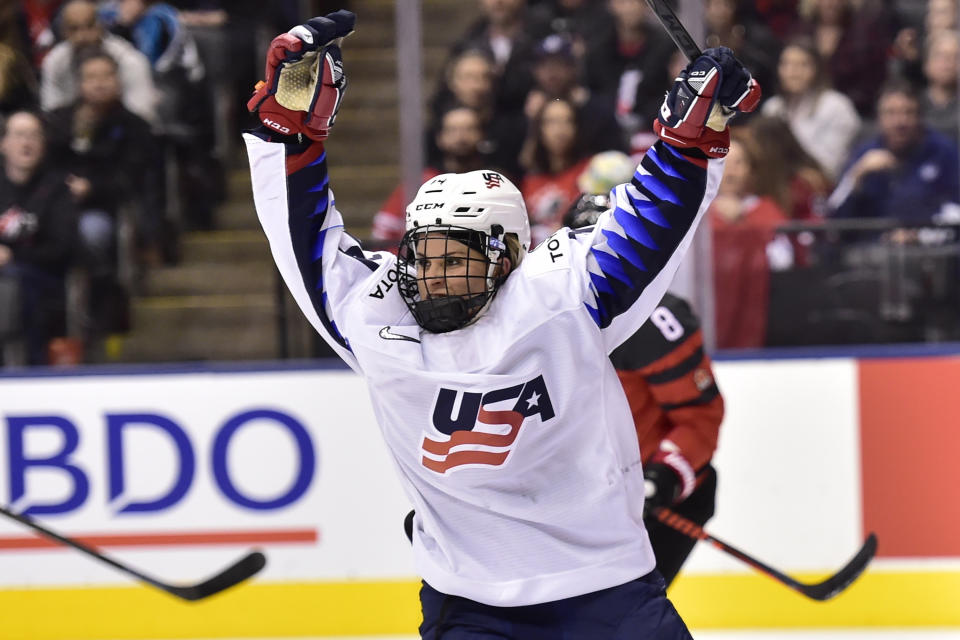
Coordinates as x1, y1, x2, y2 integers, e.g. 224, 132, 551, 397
654, 46, 761, 158
643, 448, 696, 515
644, 462, 682, 514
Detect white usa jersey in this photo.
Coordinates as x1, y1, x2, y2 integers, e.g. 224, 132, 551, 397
245, 132, 723, 606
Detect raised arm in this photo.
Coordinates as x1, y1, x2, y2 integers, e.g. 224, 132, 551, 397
573, 47, 760, 352
245, 11, 382, 372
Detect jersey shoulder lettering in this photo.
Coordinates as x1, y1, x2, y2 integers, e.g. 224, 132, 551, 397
524, 229, 572, 277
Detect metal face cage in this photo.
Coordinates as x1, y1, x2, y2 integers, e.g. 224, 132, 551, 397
395, 224, 507, 333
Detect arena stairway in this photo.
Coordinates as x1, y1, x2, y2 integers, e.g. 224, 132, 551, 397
107, 0, 478, 363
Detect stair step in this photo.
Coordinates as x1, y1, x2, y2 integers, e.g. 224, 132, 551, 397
215, 199, 260, 231
146, 261, 274, 296
112, 319, 278, 362
226, 167, 252, 199
180, 230, 270, 264
129, 294, 275, 330
112, 294, 279, 362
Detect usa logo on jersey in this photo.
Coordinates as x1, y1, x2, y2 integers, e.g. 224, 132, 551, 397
421, 375, 554, 473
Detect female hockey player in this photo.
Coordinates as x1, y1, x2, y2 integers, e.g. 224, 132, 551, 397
245, 11, 758, 639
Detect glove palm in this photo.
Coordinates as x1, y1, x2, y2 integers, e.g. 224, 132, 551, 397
247, 11, 355, 141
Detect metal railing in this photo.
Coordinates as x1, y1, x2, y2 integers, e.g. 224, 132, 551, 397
765, 218, 960, 347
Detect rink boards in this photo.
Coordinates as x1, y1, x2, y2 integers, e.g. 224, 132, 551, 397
0, 350, 958, 639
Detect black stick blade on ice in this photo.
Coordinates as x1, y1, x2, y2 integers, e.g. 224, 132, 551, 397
0, 504, 267, 602
155, 550, 267, 601
786, 533, 877, 601
653, 506, 877, 601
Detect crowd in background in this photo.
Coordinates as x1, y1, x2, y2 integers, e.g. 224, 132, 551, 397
0, 0, 323, 366
2, 0, 959, 367
372, 0, 960, 349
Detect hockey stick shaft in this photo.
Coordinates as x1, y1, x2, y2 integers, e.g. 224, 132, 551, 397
642, 0, 702, 61
651, 506, 876, 600
0, 504, 266, 601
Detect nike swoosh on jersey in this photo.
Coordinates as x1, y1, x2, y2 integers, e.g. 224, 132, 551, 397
379, 326, 421, 343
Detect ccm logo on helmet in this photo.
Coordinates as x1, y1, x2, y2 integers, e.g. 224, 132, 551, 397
415, 202, 445, 211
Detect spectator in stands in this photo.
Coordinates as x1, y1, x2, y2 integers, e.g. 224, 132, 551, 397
828, 81, 960, 222
433, 49, 496, 120
748, 116, 831, 221
0, 110, 76, 365
890, 0, 958, 87
921, 29, 960, 141
170, 0, 304, 150
525, 34, 625, 154
926, 0, 957, 35
761, 37, 860, 179
584, 0, 674, 147
103, 0, 204, 85
747, 116, 831, 267
447, 0, 543, 113
19, 0, 63, 68
792, 0, 895, 118
751, 0, 800, 39
429, 49, 527, 180
0, 5, 39, 115
372, 106, 490, 245
40, 0, 158, 125
703, 0, 781, 98
0, 46, 38, 117
46, 50, 162, 333
710, 132, 790, 348
105, 0, 221, 236
519, 97, 592, 244
527, 0, 615, 58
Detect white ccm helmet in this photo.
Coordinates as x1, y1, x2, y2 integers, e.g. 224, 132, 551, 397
395, 170, 532, 333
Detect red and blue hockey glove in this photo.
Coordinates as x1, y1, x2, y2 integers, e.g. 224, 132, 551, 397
643, 448, 697, 515
247, 10, 355, 141
654, 46, 761, 158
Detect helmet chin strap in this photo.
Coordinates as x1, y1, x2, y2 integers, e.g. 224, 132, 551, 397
484, 225, 508, 290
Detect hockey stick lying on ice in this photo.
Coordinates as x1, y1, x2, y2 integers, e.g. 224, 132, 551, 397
652, 506, 877, 601
0, 504, 266, 601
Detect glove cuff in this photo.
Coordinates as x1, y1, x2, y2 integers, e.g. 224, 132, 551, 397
651, 448, 696, 501
654, 119, 730, 158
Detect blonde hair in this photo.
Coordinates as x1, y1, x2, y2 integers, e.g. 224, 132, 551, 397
504, 234, 524, 270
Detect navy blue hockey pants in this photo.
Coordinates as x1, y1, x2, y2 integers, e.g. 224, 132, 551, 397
419, 570, 693, 639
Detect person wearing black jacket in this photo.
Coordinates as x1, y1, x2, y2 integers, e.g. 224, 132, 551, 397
46, 49, 163, 270
0, 109, 77, 364
584, 0, 676, 144
45, 49, 163, 337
